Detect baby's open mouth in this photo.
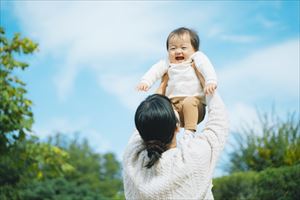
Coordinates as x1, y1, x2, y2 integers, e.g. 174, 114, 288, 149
175, 56, 185, 61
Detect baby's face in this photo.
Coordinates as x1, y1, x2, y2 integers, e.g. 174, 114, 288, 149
168, 33, 195, 64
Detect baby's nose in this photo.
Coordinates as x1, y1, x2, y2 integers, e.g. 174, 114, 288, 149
175, 49, 182, 54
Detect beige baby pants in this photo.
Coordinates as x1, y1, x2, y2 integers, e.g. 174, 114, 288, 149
171, 96, 206, 131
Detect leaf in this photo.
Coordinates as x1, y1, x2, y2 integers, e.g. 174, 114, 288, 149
37, 171, 43, 179
61, 163, 75, 172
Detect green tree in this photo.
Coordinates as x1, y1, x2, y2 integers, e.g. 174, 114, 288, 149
48, 133, 125, 199
0, 27, 38, 151
1, 132, 125, 200
0, 28, 74, 200
0, 135, 75, 200
228, 111, 300, 173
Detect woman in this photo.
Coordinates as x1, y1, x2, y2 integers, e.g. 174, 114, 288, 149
123, 92, 229, 199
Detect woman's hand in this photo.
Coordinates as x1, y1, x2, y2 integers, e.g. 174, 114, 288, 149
204, 83, 217, 95
137, 82, 149, 92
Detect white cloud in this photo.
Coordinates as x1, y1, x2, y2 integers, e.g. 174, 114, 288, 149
207, 25, 259, 43
255, 14, 279, 29
53, 62, 79, 101
228, 102, 260, 131
220, 34, 259, 43
219, 38, 299, 102
97, 73, 149, 111
14, 1, 164, 55
13, 1, 169, 101
33, 116, 89, 137
219, 38, 299, 131
207, 25, 224, 38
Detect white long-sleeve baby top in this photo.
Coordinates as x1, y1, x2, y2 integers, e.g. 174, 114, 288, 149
141, 51, 218, 99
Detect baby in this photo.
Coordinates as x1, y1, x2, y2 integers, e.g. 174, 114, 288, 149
137, 27, 217, 134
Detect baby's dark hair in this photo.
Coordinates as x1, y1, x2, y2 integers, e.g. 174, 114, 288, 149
166, 27, 200, 51
135, 94, 178, 168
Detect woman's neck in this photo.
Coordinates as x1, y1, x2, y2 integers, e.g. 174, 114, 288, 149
168, 134, 177, 149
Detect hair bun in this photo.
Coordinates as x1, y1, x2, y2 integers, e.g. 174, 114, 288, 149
146, 140, 166, 154
144, 140, 167, 168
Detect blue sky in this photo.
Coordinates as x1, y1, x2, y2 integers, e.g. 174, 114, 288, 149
1, 1, 299, 177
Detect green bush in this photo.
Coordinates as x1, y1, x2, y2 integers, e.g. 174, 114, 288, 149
213, 165, 300, 200
213, 171, 257, 200
228, 111, 300, 173
0, 177, 106, 200
256, 165, 300, 200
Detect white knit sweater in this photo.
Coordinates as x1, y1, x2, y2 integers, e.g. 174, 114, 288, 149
123, 93, 229, 200
141, 51, 218, 99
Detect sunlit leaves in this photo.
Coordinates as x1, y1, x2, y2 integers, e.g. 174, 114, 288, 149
25, 141, 75, 180
0, 27, 38, 151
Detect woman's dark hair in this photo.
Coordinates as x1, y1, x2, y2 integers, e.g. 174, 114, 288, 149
135, 94, 178, 168
166, 27, 200, 51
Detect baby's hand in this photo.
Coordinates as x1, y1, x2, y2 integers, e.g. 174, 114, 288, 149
137, 82, 149, 92
204, 83, 217, 95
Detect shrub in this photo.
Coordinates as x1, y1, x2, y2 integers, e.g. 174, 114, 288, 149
256, 165, 300, 200
213, 165, 300, 200
228, 111, 300, 173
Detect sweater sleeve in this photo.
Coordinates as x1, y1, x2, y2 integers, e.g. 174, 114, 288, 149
174, 93, 228, 199
191, 51, 218, 85
199, 92, 229, 151
140, 59, 169, 88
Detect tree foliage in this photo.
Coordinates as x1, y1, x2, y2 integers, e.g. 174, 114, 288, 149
0, 136, 74, 199
1, 134, 125, 200
0, 27, 38, 151
0, 28, 124, 199
228, 111, 300, 173
49, 134, 124, 199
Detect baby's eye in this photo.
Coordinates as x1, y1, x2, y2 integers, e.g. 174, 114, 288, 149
182, 47, 187, 50
169, 47, 176, 51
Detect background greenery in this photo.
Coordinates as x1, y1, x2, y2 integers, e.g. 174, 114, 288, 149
213, 164, 300, 200
1, 28, 299, 199
0, 28, 124, 200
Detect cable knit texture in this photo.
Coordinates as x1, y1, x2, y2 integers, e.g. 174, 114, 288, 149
123, 93, 229, 200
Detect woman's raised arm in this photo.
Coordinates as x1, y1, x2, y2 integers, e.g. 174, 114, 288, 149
198, 92, 229, 153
